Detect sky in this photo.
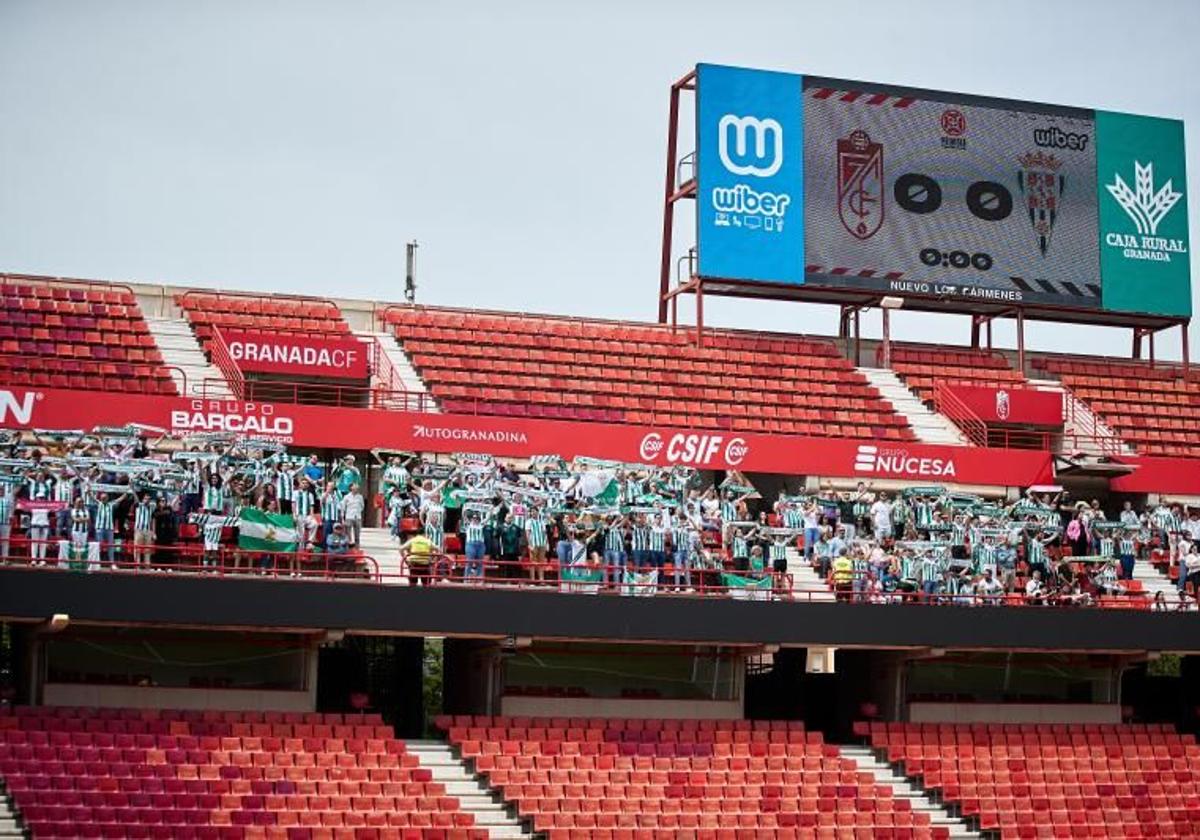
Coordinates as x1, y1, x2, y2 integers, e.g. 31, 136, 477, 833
1, 0, 1198, 359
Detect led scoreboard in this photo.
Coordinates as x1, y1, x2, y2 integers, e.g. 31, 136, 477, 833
694, 64, 1191, 318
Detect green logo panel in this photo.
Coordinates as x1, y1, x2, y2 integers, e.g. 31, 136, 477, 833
1096, 110, 1190, 317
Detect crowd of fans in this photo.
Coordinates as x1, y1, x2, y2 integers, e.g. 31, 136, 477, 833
0, 426, 371, 575
1, 424, 1197, 608
385, 453, 1200, 608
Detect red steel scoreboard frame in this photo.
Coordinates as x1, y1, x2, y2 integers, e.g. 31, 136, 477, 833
657, 66, 1192, 375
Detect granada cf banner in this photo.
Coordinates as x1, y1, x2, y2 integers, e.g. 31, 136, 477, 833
224, 330, 369, 379
694, 64, 1190, 318
0, 385, 1054, 487
946, 386, 1063, 426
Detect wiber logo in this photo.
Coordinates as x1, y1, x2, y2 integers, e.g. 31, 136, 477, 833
854, 444, 957, 478
718, 114, 784, 177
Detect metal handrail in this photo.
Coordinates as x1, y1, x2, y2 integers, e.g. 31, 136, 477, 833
2, 541, 1182, 611
3, 537, 381, 583
933, 382, 989, 447
207, 327, 245, 400
0, 273, 138, 299
195, 376, 433, 413
162, 365, 189, 396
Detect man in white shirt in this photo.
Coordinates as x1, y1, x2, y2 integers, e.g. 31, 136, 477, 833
977, 569, 1004, 604
339, 484, 366, 549
870, 493, 893, 541
1024, 570, 1045, 605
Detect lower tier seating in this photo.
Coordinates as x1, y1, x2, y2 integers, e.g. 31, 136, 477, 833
0, 707, 483, 840
859, 721, 1200, 838
437, 715, 949, 839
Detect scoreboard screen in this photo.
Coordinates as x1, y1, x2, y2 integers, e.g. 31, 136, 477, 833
694, 64, 1191, 319
803, 80, 1100, 308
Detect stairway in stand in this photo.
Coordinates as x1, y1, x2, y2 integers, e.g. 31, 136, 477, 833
145, 316, 231, 399
785, 547, 835, 602
358, 526, 404, 584
858, 367, 968, 446
0, 777, 26, 840
405, 740, 531, 838
838, 744, 980, 838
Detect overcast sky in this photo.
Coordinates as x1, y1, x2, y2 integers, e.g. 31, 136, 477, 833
1, 0, 1197, 358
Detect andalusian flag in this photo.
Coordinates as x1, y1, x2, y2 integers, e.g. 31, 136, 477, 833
238, 509, 299, 553
721, 573, 773, 601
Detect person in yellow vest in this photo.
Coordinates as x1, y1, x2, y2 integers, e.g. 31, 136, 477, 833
830, 552, 854, 603
400, 533, 436, 587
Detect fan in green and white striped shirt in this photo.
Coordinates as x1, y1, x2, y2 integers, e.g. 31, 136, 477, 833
524, 515, 548, 549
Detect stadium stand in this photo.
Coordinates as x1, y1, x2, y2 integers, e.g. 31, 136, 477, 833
385, 307, 916, 439
438, 715, 954, 838
889, 346, 1030, 406
176, 290, 353, 355
1032, 357, 1200, 458
0, 277, 176, 395
858, 720, 1200, 838
0, 706, 488, 840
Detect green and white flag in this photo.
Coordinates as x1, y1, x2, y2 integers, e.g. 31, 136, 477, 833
621, 569, 658, 597
238, 508, 299, 553
559, 546, 603, 594
721, 573, 773, 601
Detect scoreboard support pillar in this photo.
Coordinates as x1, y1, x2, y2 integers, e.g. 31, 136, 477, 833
1016, 310, 1026, 375
838, 305, 864, 367
657, 69, 696, 325
1182, 322, 1191, 381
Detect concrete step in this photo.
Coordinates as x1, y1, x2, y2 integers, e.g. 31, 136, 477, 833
839, 746, 980, 837
786, 548, 835, 602
404, 739, 531, 837
365, 331, 439, 410
146, 316, 232, 398
360, 527, 404, 584
858, 367, 968, 446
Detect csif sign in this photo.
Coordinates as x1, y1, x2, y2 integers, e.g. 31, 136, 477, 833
639, 432, 749, 468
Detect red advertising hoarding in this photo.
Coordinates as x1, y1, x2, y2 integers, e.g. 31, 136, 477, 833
0, 384, 1059, 487
224, 330, 369, 379
947, 385, 1063, 426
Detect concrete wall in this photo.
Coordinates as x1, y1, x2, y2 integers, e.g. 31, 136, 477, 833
43, 683, 315, 712
908, 701, 1122, 724
500, 696, 743, 720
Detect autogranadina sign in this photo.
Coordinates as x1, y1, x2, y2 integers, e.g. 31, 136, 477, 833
0, 383, 1104, 489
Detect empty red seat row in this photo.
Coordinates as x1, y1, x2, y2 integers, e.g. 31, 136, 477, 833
0, 277, 175, 394
861, 721, 1200, 839
386, 306, 912, 438
2, 706, 470, 840
0, 280, 136, 305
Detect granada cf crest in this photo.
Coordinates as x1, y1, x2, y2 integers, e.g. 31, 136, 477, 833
995, 389, 1011, 421
837, 130, 884, 239
1017, 151, 1065, 256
